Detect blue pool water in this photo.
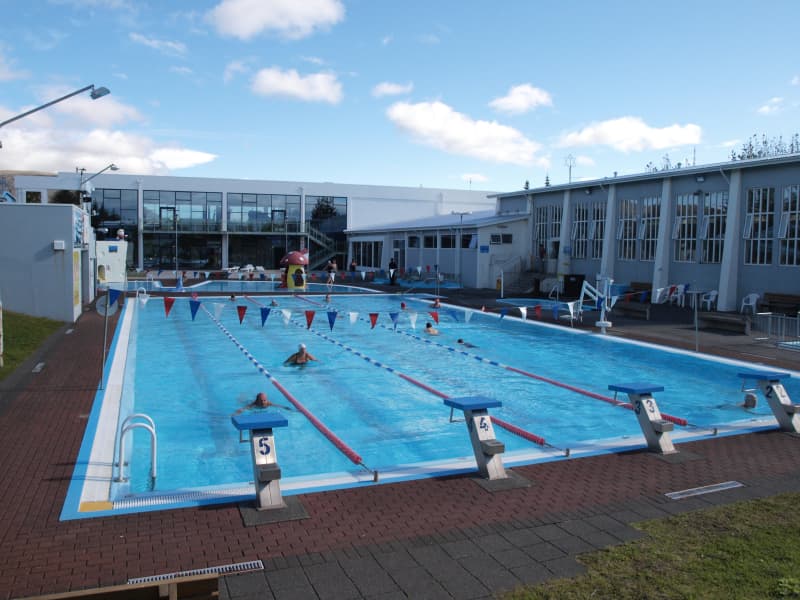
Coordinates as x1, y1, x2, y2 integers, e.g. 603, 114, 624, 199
110, 292, 799, 502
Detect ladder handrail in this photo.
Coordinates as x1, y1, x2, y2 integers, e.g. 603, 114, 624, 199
116, 414, 157, 483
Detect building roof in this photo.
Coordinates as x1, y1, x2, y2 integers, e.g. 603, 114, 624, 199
346, 209, 527, 234
490, 153, 800, 199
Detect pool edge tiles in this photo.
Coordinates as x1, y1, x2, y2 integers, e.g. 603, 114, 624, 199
61, 300, 134, 520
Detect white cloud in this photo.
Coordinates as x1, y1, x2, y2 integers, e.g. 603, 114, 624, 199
129, 32, 187, 56
0, 126, 215, 174
489, 84, 552, 115
791, 75, 799, 86
251, 67, 342, 103
372, 81, 413, 98
223, 59, 251, 83
301, 55, 325, 66
461, 173, 488, 183
721, 138, 739, 148
757, 97, 783, 115
381, 35, 392, 46
0, 52, 28, 81
386, 101, 542, 166
207, 0, 344, 41
170, 66, 193, 75
559, 116, 702, 152
418, 33, 440, 44
37, 85, 144, 127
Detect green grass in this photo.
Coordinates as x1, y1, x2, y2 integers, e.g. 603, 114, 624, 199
505, 492, 800, 599
0, 310, 64, 381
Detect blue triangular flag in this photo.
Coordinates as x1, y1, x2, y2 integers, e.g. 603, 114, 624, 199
447, 309, 459, 322
389, 311, 399, 330
327, 311, 338, 331
189, 299, 201, 321
108, 288, 121, 306
552, 305, 559, 320
260, 307, 271, 327
499, 307, 508, 320
640, 291, 649, 303
596, 296, 603, 311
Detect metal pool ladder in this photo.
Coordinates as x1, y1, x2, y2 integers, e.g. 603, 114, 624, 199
116, 413, 157, 485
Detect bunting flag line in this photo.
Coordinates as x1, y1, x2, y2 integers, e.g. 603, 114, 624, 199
389, 311, 399, 330
260, 307, 271, 326
389, 269, 395, 280
189, 299, 201, 321
429, 311, 439, 324
446, 309, 459, 322
499, 307, 508, 320
163, 296, 175, 317
416, 266, 422, 275
236, 305, 247, 324
534, 305, 542, 319
327, 311, 338, 331
281, 309, 291, 325
108, 288, 121, 306
640, 291, 649, 303
360, 271, 366, 280
518, 306, 527, 319
408, 312, 418, 329
464, 311, 473, 323
567, 302, 576, 319
552, 305, 559, 320
305, 310, 315, 329
369, 313, 379, 329
204, 271, 210, 279
349, 311, 359, 324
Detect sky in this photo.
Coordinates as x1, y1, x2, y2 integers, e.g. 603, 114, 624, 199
1, 0, 799, 193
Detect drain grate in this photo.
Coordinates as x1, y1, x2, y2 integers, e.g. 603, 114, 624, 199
665, 480, 743, 500
113, 485, 253, 509
128, 560, 263, 584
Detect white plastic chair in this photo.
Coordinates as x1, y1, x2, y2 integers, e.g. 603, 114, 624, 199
668, 284, 686, 307
700, 290, 718, 311
740, 293, 760, 315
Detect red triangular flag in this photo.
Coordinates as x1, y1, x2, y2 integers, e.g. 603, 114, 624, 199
429, 311, 439, 324
305, 310, 316, 329
369, 313, 379, 329
534, 305, 542, 319
164, 297, 175, 317
236, 305, 247, 324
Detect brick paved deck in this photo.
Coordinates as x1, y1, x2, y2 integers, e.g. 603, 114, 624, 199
2, 298, 800, 599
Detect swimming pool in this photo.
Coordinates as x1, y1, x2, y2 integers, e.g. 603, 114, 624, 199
63, 293, 799, 519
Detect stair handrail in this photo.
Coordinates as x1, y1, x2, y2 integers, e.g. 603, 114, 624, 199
115, 413, 157, 483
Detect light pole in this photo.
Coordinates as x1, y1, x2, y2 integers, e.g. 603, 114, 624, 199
452, 211, 471, 286
80, 163, 119, 188
0, 84, 110, 148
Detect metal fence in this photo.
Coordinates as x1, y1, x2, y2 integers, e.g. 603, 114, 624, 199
752, 312, 800, 344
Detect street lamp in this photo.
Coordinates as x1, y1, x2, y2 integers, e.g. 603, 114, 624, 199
0, 84, 111, 147
80, 163, 119, 188
452, 211, 472, 286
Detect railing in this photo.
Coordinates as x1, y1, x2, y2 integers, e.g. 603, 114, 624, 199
116, 413, 157, 485
492, 255, 524, 298
752, 312, 800, 343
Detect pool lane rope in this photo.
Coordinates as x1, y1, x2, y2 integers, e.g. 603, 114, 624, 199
200, 304, 377, 480
243, 296, 562, 453
364, 314, 691, 428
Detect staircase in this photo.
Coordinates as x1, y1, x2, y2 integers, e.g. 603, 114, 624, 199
503, 269, 550, 295
306, 224, 339, 270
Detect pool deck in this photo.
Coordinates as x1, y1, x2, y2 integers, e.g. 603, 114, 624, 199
1, 288, 800, 599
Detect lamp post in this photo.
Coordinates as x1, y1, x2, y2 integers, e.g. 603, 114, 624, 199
452, 211, 471, 286
80, 163, 119, 188
0, 84, 110, 148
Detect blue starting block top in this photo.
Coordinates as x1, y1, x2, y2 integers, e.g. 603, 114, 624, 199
444, 396, 502, 411
608, 383, 665, 395
738, 370, 791, 381
231, 412, 289, 431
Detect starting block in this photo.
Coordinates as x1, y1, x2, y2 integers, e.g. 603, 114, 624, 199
444, 396, 507, 480
231, 412, 288, 510
608, 383, 676, 454
738, 371, 799, 433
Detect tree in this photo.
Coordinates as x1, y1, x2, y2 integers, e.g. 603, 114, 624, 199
311, 197, 337, 220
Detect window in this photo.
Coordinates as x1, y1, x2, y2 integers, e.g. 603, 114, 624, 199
590, 203, 605, 259
26, 191, 42, 203
744, 187, 774, 265
440, 233, 456, 248
639, 196, 660, 261
423, 235, 437, 248
673, 193, 698, 262
701, 191, 727, 263
616, 199, 637, 260
572, 204, 589, 259
501, 233, 513, 244
780, 184, 800, 266
549, 205, 562, 242
351, 240, 383, 268
408, 235, 419, 248
533, 206, 547, 243
490, 234, 502, 244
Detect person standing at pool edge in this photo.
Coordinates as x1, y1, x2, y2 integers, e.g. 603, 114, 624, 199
285, 343, 318, 365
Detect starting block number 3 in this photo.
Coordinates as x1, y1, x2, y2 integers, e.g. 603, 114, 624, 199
634, 397, 656, 415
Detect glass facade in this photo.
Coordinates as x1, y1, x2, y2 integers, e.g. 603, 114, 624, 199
228, 193, 301, 232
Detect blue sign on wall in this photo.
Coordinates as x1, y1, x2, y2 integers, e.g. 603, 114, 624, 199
479, 245, 489, 253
